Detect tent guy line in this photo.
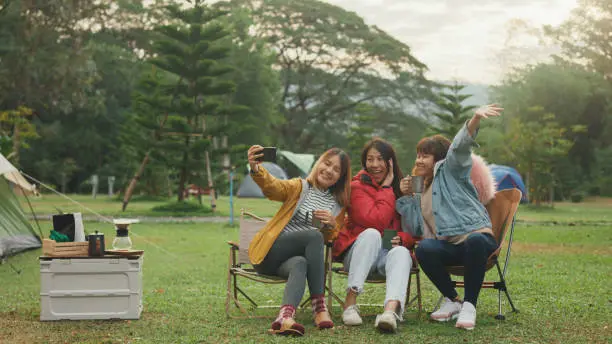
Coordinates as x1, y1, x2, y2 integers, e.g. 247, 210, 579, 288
20, 171, 179, 259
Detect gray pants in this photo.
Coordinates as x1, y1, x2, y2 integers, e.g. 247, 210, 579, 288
343, 228, 413, 316
253, 230, 325, 308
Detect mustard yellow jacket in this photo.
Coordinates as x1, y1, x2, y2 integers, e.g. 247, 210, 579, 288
248, 166, 346, 265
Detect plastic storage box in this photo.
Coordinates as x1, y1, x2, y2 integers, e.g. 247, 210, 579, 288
40, 255, 143, 321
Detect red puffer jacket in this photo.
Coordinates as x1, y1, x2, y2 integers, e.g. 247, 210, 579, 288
332, 170, 415, 259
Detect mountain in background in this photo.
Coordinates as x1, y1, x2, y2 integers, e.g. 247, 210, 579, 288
443, 81, 491, 106
460, 83, 491, 106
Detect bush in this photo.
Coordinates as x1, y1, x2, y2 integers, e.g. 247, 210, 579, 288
128, 195, 171, 202
570, 192, 585, 203
151, 200, 214, 214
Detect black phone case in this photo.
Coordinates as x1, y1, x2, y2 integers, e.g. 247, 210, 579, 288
259, 147, 277, 162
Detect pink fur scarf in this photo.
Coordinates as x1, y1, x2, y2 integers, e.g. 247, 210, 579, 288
470, 154, 496, 205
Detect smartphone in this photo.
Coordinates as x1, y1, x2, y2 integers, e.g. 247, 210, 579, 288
382, 229, 396, 250
256, 147, 277, 162
311, 210, 323, 229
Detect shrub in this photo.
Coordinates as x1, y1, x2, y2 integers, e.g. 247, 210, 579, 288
570, 192, 585, 203
151, 201, 213, 215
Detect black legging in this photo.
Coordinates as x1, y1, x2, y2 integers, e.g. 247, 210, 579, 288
415, 232, 497, 306
254, 230, 325, 307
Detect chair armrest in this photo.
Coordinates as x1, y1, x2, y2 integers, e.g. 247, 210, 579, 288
241, 209, 267, 222
227, 241, 239, 249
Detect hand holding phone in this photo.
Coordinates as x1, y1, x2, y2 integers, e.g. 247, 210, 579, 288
256, 147, 277, 163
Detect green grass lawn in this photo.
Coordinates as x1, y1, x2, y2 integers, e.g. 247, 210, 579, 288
1, 219, 610, 343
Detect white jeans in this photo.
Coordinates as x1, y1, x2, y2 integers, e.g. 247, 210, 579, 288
343, 228, 413, 316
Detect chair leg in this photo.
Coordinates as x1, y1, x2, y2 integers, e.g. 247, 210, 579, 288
406, 272, 412, 309
226, 270, 233, 318
326, 284, 345, 310
300, 297, 312, 310
416, 270, 423, 316
495, 261, 518, 320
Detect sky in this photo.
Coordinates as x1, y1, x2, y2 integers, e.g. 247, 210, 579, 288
325, 0, 578, 85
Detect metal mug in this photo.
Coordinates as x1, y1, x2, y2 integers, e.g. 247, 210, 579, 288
87, 231, 105, 257
411, 175, 425, 194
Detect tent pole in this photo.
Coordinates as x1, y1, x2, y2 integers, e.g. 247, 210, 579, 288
22, 187, 44, 239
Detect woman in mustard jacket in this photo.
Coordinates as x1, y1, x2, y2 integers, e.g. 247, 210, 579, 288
247, 145, 351, 336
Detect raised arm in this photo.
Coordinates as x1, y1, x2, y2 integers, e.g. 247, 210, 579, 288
248, 145, 296, 202
446, 104, 503, 175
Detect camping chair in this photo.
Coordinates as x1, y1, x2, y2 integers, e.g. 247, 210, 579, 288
326, 247, 423, 317
436, 188, 522, 320
226, 209, 334, 319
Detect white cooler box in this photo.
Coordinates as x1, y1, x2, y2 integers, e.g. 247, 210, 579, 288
40, 255, 143, 321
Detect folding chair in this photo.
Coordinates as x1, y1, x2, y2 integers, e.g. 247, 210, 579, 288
226, 209, 334, 319
438, 188, 522, 320
326, 249, 423, 317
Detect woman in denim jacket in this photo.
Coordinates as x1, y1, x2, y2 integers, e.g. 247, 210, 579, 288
396, 104, 502, 330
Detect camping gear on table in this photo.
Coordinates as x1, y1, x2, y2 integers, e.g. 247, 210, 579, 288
112, 219, 138, 250
87, 231, 105, 256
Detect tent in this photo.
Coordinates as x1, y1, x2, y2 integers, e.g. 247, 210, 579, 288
278, 150, 315, 178
489, 164, 529, 203
237, 162, 289, 198
0, 153, 41, 259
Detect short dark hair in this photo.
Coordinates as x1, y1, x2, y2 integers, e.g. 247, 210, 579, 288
416, 135, 452, 163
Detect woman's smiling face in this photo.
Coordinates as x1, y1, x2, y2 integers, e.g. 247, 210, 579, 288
365, 148, 388, 184
315, 154, 341, 189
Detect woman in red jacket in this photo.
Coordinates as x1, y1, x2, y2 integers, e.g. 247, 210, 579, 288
333, 138, 414, 333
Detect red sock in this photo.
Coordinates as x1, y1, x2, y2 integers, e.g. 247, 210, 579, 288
311, 294, 327, 314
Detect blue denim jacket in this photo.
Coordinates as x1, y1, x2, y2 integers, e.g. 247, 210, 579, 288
396, 122, 491, 237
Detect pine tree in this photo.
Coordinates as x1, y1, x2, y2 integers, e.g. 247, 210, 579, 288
150, 0, 237, 203
428, 82, 477, 138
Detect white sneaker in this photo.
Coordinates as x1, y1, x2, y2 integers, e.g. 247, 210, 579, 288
375, 310, 399, 333
455, 301, 476, 330
430, 297, 462, 322
342, 305, 362, 326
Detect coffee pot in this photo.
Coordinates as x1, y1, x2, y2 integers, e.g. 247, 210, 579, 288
87, 230, 105, 256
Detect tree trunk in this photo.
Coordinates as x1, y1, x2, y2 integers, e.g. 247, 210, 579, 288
222, 115, 230, 173
122, 152, 150, 211
205, 150, 216, 211
549, 181, 555, 208
177, 152, 188, 202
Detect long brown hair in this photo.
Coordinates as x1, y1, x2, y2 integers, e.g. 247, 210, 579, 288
412, 134, 452, 187
361, 137, 403, 198
307, 148, 351, 207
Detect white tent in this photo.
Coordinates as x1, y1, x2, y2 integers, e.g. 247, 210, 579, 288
0, 153, 36, 193
0, 153, 41, 259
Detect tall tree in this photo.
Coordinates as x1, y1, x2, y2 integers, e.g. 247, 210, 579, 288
545, 0, 612, 82
149, 1, 238, 203
120, 68, 172, 210
502, 108, 581, 206
427, 82, 477, 138
493, 63, 610, 175
217, 0, 432, 153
